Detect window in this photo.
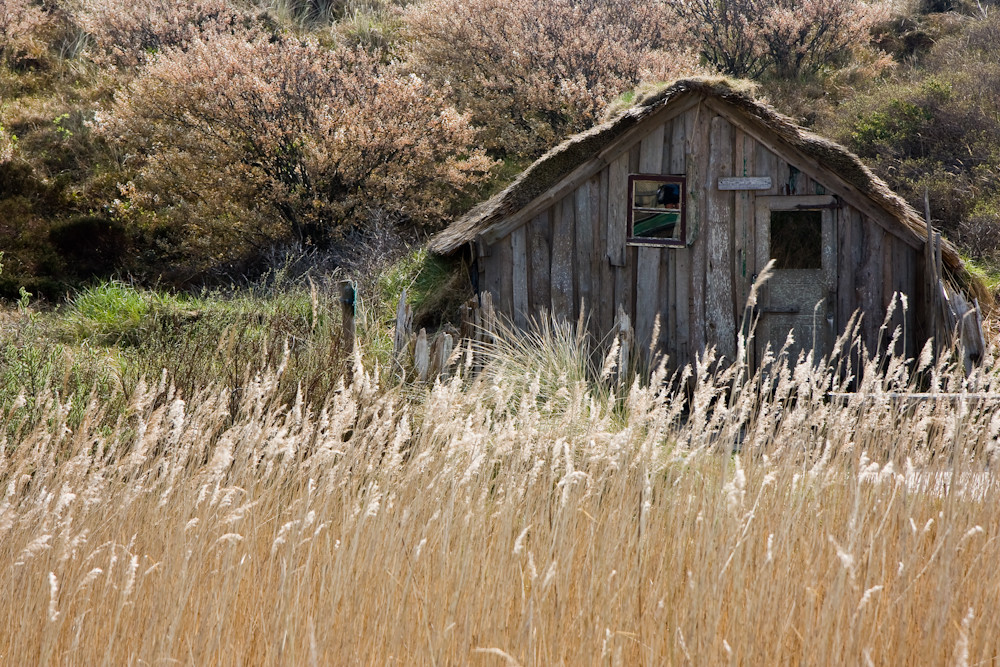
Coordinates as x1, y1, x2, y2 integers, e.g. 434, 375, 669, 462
769, 210, 822, 269
628, 174, 685, 246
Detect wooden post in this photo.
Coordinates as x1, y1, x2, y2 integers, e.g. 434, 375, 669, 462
339, 280, 356, 357
393, 289, 413, 365
460, 297, 477, 341
430, 331, 455, 379
414, 328, 429, 382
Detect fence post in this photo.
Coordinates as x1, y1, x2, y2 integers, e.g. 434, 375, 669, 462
393, 289, 413, 368
414, 328, 430, 382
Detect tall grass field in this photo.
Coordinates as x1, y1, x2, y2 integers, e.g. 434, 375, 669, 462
2, 287, 1000, 665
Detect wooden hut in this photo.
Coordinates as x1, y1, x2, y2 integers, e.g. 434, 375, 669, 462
429, 78, 986, 370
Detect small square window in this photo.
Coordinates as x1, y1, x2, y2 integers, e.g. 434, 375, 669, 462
628, 174, 686, 246
770, 210, 822, 269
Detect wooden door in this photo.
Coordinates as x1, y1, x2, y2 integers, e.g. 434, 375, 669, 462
754, 195, 838, 365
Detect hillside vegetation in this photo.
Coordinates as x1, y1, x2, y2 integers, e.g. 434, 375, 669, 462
3, 0, 1000, 295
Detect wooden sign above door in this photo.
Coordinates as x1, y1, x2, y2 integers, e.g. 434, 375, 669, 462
718, 176, 772, 190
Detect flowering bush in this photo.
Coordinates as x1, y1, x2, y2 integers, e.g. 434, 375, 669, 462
0, 0, 48, 68
103, 32, 493, 266
404, 0, 701, 157
74, 0, 254, 69
670, 0, 891, 79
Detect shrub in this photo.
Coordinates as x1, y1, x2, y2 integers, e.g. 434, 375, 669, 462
669, 0, 890, 80
252, 0, 406, 29
0, 0, 48, 69
102, 32, 493, 269
835, 14, 1000, 261
73, 0, 255, 69
404, 0, 702, 158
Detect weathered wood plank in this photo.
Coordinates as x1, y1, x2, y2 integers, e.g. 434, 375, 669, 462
635, 248, 660, 354
836, 207, 856, 336
859, 217, 885, 353
614, 243, 638, 337
551, 197, 576, 320
904, 242, 918, 356
639, 123, 665, 174
625, 245, 638, 326
821, 207, 838, 357
607, 154, 629, 267
658, 240, 672, 355
661, 118, 674, 173
844, 207, 865, 371
670, 110, 689, 364
892, 237, 914, 357
670, 113, 687, 174
635, 123, 666, 355
481, 243, 502, 310
882, 234, 903, 357
574, 180, 593, 324
732, 128, 753, 319
795, 169, 812, 196
589, 174, 606, 343
510, 225, 528, 328
754, 145, 781, 196
673, 246, 690, 368
687, 103, 709, 358
706, 116, 736, 362
718, 176, 772, 190
496, 234, 514, 319
528, 211, 551, 316
597, 169, 614, 339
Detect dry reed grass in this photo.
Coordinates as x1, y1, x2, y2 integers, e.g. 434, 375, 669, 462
2, 316, 1000, 665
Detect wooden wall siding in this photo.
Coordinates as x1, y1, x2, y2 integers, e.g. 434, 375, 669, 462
670, 114, 691, 366
687, 106, 710, 361
597, 170, 614, 340
527, 211, 551, 318
510, 225, 528, 329
837, 207, 864, 347
496, 232, 514, 320
574, 179, 593, 323
477, 99, 927, 372
706, 116, 736, 361
607, 154, 629, 267
635, 123, 666, 353
888, 233, 916, 357
551, 196, 575, 319
733, 129, 754, 315
859, 217, 885, 353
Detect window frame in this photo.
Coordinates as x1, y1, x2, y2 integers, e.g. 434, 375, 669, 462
627, 173, 686, 247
